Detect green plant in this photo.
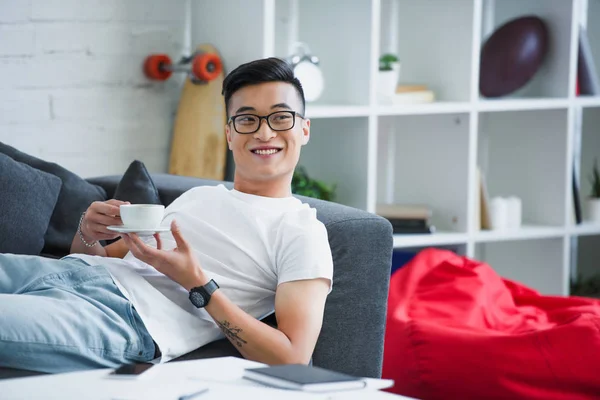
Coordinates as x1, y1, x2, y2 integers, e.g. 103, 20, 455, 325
570, 272, 600, 298
292, 166, 336, 201
589, 158, 600, 198
379, 53, 399, 71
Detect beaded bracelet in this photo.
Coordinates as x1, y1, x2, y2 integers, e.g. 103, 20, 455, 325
78, 212, 98, 248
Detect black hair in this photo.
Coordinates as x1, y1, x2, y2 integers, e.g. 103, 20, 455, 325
221, 57, 305, 117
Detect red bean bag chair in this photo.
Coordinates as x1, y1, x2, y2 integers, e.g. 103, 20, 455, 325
382, 248, 600, 400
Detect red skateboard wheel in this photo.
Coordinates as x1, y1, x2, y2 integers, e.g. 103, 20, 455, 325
144, 54, 172, 81
192, 53, 222, 82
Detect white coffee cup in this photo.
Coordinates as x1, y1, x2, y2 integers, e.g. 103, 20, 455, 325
120, 204, 165, 230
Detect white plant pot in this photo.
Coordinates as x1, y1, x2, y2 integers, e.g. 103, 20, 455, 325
377, 65, 400, 101
586, 198, 600, 223
390, 61, 401, 76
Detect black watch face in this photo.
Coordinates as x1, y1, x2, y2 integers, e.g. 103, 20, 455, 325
190, 291, 206, 308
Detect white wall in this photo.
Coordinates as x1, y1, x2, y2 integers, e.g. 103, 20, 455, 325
0, 0, 186, 178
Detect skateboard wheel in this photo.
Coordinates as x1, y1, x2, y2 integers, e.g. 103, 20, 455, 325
192, 53, 222, 82
144, 54, 172, 81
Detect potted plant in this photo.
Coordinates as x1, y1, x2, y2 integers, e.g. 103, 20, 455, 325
292, 166, 336, 201
377, 53, 400, 101
587, 158, 600, 223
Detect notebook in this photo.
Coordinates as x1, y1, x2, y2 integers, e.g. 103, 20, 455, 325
243, 364, 367, 392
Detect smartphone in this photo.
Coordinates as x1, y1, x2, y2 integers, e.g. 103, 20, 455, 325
105, 363, 156, 380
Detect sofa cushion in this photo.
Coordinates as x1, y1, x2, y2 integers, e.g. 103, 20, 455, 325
0, 153, 62, 255
0, 142, 107, 257
113, 160, 161, 205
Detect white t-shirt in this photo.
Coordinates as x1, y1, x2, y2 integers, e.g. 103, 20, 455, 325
68, 184, 334, 363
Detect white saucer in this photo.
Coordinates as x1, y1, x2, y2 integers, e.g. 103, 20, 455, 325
107, 225, 171, 235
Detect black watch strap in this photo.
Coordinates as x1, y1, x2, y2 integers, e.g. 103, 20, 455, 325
202, 279, 219, 296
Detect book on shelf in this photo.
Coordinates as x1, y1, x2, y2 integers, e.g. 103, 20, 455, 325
391, 222, 435, 235
376, 203, 435, 234
578, 25, 600, 96
392, 84, 435, 104
376, 203, 432, 220
387, 218, 436, 234
243, 364, 367, 392
573, 161, 583, 224
478, 167, 492, 230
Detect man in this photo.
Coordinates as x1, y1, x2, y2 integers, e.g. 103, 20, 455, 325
0, 57, 333, 373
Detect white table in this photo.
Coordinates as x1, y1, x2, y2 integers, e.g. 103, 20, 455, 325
0, 357, 416, 400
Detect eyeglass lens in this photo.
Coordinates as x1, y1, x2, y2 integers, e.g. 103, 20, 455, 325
234, 111, 295, 133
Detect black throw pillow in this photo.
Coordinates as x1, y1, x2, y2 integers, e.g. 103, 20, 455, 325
113, 160, 161, 205
0, 153, 63, 255
0, 142, 108, 257
99, 160, 162, 247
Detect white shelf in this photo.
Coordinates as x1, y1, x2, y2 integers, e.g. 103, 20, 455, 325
393, 232, 468, 248
569, 222, 600, 236
376, 102, 471, 116
474, 225, 566, 243
197, 0, 600, 296
304, 104, 370, 119
477, 98, 570, 112
576, 96, 600, 108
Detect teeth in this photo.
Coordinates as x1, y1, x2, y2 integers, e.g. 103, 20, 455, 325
253, 149, 279, 155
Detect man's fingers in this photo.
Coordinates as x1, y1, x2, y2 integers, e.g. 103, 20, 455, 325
121, 234, 144, 258
105, 199, 130, 207
87, 214, 122, 227
94, 201, 124, 218
90, 230, 117, 241
121, 235, 144, 261
93, 205, 121, 218
154, 233, 163, 250
170, 220, 188, 251
129, 233, 162, 260
128, 233, 146, 253
104, 199, 131, 211
87, 222, 119, 236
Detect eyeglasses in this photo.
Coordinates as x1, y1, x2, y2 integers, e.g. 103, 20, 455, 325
228, 111, 304, 134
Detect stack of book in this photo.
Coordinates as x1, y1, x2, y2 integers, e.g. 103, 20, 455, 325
376, 203, 435, 234
392, 84, 435, 104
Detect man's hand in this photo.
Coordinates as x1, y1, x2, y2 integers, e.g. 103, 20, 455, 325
120, 220, 208, 290
81, 199, 130, 242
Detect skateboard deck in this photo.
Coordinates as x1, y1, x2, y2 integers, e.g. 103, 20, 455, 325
168, 44, 228, 180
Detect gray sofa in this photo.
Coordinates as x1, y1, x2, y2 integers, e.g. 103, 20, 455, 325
0, 173, 393, 380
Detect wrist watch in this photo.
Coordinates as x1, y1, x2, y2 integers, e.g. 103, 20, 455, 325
189, 279, 219, 308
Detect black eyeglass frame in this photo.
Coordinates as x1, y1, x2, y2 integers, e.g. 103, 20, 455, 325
227, 111, 305, 134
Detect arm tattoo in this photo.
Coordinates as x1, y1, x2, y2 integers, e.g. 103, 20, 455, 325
217, 320, 247, 348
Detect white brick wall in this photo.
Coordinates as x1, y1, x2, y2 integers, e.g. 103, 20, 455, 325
0, 0, 186, 178
0, 0, 30, 23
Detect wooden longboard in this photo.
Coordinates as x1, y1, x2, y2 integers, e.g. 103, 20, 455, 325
169, 44, 228, 180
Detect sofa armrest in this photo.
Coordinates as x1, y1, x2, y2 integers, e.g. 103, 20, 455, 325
87, 174, 393, 378
299, 197, 393, 378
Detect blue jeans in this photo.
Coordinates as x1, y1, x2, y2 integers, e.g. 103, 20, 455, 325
0, 253, 156, 373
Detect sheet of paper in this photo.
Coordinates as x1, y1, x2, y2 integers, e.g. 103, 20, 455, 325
108, 382, 210, 400
110, 382, 329, 400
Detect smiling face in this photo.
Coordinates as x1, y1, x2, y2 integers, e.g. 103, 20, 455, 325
225, 81, 310, 197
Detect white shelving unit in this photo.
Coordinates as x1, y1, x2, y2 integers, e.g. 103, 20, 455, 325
190, 0, 600, 296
